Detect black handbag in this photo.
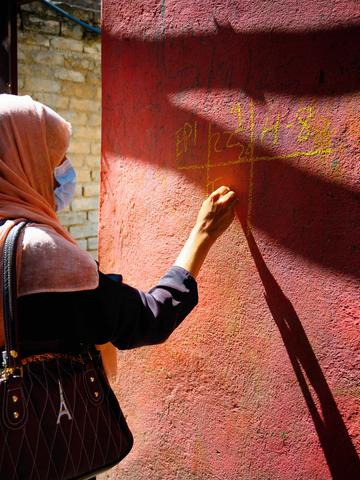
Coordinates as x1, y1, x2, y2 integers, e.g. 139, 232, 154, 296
0, 220, 133, 480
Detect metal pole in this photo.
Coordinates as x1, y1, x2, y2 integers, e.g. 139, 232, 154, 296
0, 0, 18, 94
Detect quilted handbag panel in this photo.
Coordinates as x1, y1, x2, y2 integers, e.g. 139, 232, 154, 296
0, 354, 133, 480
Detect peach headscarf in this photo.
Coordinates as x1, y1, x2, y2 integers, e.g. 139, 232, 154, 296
0, 94, 99, 346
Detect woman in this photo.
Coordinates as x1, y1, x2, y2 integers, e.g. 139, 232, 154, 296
0, 94, 237, 478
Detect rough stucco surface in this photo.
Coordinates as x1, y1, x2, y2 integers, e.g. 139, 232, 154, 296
100, 1, 360, 479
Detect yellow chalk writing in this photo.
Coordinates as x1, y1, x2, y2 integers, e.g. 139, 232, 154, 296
175, 121, 197, 159
226, 131, 242, 149
175, 99, 333, 230
230, 102, 245, 133
296, 106, 314, 142
261, 114, 280, 145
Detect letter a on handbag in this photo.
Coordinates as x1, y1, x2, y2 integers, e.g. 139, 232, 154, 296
0, 220, 133, 480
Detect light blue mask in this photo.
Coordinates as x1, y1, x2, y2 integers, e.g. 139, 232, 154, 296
54, 157, 76, 211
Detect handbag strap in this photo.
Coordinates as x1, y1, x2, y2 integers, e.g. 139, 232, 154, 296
2, 220, 29, 372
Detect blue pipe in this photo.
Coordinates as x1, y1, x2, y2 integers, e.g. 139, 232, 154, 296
39, 0, 101, 35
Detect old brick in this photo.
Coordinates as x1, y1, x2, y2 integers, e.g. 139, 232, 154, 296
74, 184, 83, 197
88, 210, 99, 223
68, 141, 90, 155
72, 126, 100, 140
70, 98, 99, 113
68, 154, 85, 167
76, 169, 92, 183
20, 2, 56, 18
57, 110, 88, 126
87, 113, 101, 127
61, 81, 97, 99
66, 7, 94, 24
85, 70, 101, 85
71, 197, 99, 211
88, 250, 98, 260
64, 54, 95, 72
84, 184, 99, 197
76, 239, 87, 250
93, 57, 101, 68
87, 237, 98, 250
34, 93, 69, 110
86, 155, 100, 167
83, 43, 100, 55
69, 222, 98, 239
55, 68, 85, 83
32, 49, 64, 66
18, 31, 50, 47
90, 143, 101, 155
23, 15, 60, 36
51, 37, 83, 52
57, 211, 87, 226
17, 50, 26, 62
61, 22, 83, 40
25, 77, 61, 93
91, 169, 100, 181
18, 43, 42, 63
19, 63, 53, 79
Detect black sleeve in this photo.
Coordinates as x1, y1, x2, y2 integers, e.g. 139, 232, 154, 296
17, 266, 198, 353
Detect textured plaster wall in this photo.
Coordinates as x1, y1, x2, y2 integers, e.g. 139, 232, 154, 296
100, 1, 360, 479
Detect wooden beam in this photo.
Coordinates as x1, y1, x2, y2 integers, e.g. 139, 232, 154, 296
0, 0, 18, 94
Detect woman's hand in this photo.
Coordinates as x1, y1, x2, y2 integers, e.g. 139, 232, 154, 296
174, 186, 238, 278
194, 185, 238, 243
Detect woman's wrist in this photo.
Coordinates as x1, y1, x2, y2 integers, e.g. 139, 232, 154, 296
174, 224, 214, 279
189, 223, 215, 248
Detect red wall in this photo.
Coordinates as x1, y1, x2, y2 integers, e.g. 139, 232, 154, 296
100, 1, 360, 478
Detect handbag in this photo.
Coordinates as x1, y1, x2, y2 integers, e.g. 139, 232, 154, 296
0, 220, 133, 480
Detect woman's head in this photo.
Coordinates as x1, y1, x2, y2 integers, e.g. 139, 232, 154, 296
0, 96, 99, 348
0, 94, 73, 223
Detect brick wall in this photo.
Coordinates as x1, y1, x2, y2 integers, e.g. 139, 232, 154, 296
17, 1, 101, 258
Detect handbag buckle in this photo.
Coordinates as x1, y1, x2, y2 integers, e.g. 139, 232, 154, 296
0, 366, 23, 383
0, 350, 23, 382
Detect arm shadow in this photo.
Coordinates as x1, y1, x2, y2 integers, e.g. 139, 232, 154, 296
243, 226, 360, 479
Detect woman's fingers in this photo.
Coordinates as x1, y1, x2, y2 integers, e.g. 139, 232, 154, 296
209, 185, 230, 200
218, 190, 238, 206
194, 185, 238, 241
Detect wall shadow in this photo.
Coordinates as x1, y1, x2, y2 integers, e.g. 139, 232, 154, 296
252, 158, 360, 279
104, 24, 360, 97
242, 227, 360, 479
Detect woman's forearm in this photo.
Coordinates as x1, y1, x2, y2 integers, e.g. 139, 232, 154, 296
174, 226, 214, 279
